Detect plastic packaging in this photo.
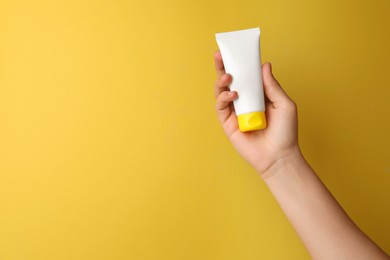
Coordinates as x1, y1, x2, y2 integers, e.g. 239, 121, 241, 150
215, 27, 267, 132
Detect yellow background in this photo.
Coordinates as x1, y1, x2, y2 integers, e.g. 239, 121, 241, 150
1, 0, 389, 259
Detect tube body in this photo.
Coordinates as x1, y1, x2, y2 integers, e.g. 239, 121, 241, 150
215, 27, 267, 132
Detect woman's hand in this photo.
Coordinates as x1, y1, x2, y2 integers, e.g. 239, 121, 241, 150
214, 50, 300, 177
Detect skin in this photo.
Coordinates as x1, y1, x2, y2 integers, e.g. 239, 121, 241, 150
213, 50, 390, 259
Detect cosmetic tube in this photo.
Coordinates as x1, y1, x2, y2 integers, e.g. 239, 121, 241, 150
216, 27, 267, 132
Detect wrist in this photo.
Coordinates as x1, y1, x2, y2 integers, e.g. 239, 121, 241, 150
259, 145, 306, 180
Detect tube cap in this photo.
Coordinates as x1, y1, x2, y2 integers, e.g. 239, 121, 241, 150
237, 111, 267, 132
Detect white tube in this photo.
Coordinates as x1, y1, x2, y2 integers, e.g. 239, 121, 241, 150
215, 27, 267, 132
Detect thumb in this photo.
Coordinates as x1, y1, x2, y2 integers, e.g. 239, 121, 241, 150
262, 62, 291, 105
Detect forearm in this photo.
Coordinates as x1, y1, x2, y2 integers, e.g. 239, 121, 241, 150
262, 147, 389, 260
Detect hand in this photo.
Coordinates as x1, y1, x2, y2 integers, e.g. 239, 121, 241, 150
214, 50, 300, 177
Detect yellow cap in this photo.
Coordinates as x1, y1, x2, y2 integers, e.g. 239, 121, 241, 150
237, 111, 267, 132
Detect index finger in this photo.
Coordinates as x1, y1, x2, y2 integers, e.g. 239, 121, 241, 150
214, 50, 225, 77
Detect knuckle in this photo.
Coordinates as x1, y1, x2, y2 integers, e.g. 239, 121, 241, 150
221, 91, 230, 99
214, 79, 219, 87
215, 101, 224, 111
217, 92, 226, 101
215, 92, 229, 110
217, 78, 225, 88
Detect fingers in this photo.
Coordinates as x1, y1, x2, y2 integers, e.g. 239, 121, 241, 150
214, 50, 232, 98
262, 62, 294, 107
215, 90, 238, 123
214, 50, 225, 77
214, 50, 236, 123
214, 73, 232, 99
